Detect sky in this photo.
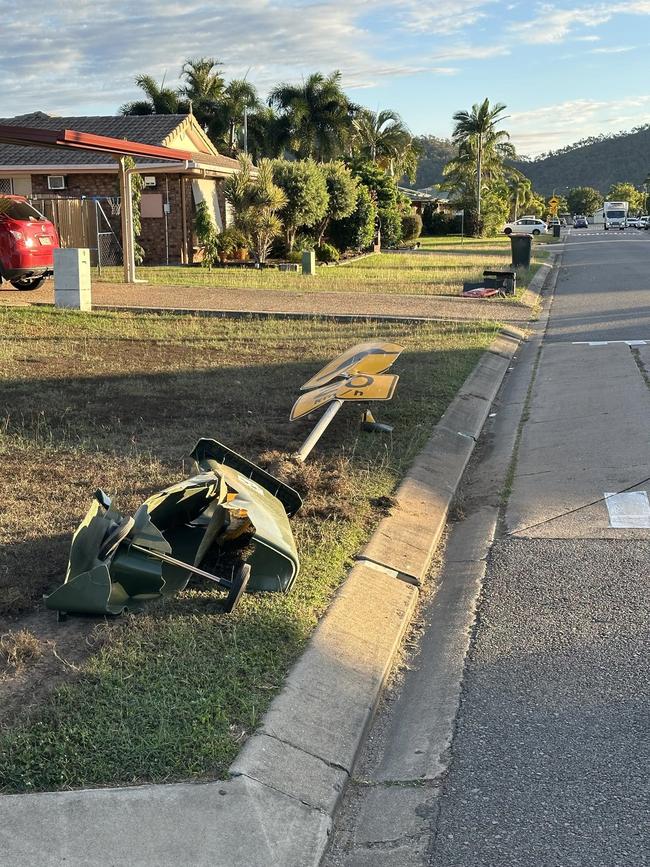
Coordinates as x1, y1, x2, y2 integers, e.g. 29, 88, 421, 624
2, 0, 650, 157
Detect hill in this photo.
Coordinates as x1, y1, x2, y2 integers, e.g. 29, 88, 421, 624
403, 135, 456, 189
512, 125, 650, 195
405, 126, 650, 196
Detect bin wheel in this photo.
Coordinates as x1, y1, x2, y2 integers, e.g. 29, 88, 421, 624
223, 564, 251, 613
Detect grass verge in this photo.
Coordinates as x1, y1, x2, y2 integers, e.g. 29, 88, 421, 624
0, 307, 499, 792
94, 243, 538, 298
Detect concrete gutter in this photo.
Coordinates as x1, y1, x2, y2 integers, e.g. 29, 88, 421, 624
0, 326, 530, 866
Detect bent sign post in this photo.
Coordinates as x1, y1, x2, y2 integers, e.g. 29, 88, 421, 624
292, 341, 403, 462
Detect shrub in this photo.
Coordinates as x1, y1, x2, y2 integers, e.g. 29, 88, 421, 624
422, 206, 456, 235
401, 212, 422, 242
315, 242, 339, 263
293, 233, 316, 252
194, 201, 219, 268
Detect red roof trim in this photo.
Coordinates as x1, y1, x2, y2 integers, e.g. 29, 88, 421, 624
0, 124, 193, 162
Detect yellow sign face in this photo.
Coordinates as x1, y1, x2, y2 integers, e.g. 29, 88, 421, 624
291, 373, 399, 420
300, 341, 403, 391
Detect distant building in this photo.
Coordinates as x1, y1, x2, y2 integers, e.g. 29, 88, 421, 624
398, 186, 452, 215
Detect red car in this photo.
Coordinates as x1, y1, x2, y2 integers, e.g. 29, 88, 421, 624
0, 195, 59, 290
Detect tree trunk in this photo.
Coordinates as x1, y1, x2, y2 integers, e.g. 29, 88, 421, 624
317, 215, 330, 246
476, 133, 483, 223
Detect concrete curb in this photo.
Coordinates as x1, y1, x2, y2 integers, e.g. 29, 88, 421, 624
0, 327, 526, 867
228, 325, 525, 859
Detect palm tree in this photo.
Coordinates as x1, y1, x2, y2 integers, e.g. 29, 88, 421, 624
245, 106, 290, 161
178, 58, 226, 128
221, 79, 260, 153
352, 108, 418, 178
508, 173, 533, 220
268, 71, 353, 161
451, 99, 509, 222
120, 74, 181, 115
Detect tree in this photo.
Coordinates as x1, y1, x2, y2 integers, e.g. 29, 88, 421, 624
245, 106, 290, 161
122, 157, 145, 263
268, 71, 353, 161
329, 184, 377, 252
507, 174, 533, 220
451, 99, 510, 226
224, 156, 286, 264
567, 187, 603, 216
178, 58, 225, 127
120, 74, 182, 115
207, 78, 260, 154
272, 160, 329, 252
352, 109, 419, 180
316, 161, 357, 245
607, 182, 645, 212
351, 161, 406, 247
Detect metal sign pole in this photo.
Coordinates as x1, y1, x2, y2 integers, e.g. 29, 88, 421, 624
293, 400, 344, 463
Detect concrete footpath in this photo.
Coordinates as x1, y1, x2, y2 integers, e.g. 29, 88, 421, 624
0, 329, 529, 864
1, 272, 542, 324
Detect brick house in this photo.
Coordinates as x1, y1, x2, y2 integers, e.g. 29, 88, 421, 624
0, 112, 242, 264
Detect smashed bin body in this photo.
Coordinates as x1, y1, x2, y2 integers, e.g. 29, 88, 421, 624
44, 439, 302, 618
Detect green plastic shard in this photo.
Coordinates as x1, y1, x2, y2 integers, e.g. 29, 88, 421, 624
44, 440, 302, 617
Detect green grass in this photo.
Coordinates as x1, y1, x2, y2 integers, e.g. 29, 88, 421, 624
0, 307, 500, 792
94, 243, 540, 298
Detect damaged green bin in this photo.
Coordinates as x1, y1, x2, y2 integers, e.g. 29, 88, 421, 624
44, 439, 302, 618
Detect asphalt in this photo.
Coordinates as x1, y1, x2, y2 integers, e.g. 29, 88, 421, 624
324, 228, 650, 865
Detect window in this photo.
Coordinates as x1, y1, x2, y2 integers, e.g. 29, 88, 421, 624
47, 175, 67, 190
0, 197, 46, 221
0, 178, 13, 194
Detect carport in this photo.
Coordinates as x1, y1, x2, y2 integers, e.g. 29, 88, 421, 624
0, 123, 194, 283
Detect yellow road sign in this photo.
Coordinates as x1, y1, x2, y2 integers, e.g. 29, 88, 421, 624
291, 373, 399, 420
300, 341, 403, 391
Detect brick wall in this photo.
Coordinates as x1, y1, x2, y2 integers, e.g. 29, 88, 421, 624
31, 173, 119, 198
30, 171, 227, 265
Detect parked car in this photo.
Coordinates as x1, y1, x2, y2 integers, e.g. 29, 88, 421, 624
573, 215, 589, 228
629, 216, 649, 229
503, 217, 548, 236
0, 195, 59, 290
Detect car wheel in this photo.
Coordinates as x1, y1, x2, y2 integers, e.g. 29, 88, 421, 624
532, 229, 540, 236
10, 275, 46, 291
504, 228, 512, 235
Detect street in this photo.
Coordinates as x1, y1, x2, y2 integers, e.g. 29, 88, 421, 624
324, 229, 650, 866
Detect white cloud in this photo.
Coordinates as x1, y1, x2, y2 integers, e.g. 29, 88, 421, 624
509, 6, 611, 44
397, 0, 496, 34
510, 95, 650, 155
591, 45, 635, 54
509, 0, 650, 45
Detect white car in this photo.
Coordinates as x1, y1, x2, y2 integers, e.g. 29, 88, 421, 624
629, 216, 648, 229
503, 217, 548, 236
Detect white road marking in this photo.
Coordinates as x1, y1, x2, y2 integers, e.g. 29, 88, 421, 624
572, 340, 649, 346
605, 491, 650, 528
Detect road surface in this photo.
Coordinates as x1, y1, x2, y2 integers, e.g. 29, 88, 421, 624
324, 228, 650, 866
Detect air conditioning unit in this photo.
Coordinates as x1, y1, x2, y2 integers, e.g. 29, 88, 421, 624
143, 176, 157, 187
47, 175, 67, 190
